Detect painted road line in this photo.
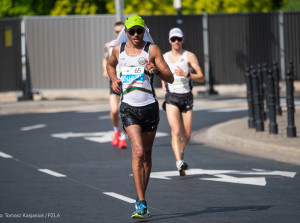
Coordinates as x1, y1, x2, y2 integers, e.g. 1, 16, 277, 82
38, 169, 66, 177
21, 124, 47, 131
193, 106, 224, 111
200, 174, 266, 186
103, 192, 135, 203
52, 131, 168, 143
0, 151, 13, 158
210, 107, 247, 112
98, 115, 111, 120
149, 168, 296, 186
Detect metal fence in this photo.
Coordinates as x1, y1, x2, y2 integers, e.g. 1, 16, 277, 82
208, 12, 281, 84
0, 12, 299, 92
24, 15, 116, 90
0, 18, 22, 91
284, 12, 300, 77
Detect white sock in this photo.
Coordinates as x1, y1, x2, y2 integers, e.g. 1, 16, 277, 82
113, 127, 120, 132
119, 132, 126, 140
176, 160, 183, 169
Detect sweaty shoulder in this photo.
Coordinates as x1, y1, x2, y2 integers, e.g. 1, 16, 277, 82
149, 44, 162, 62
186, 51, 197, 61
149, 44, 159, 52
113, 43, 121, 53
149, 44, 162, 57
186, 51, 196, 57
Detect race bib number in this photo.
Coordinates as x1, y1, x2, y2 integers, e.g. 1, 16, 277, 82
121, 67, 144, 91
169, 75, 189, 90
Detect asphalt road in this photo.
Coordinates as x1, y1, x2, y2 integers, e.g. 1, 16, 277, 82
0, 98, 299, 223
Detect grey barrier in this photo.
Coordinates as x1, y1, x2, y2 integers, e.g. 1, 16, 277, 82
1, 12, 299, 93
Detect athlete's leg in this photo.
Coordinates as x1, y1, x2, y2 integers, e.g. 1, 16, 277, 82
166, 104, 182, 162
180, 109, 193, 152
125, 124, 146, 201
140, 131, 156, 197
109, 94, 120, 128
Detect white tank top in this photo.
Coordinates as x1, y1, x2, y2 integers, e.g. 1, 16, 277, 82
118, 42, 157, 107
163, 51, 192, 94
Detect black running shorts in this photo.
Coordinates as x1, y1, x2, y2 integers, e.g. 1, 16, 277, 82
165, 92, 193, 113
109, 79, 120, 95
120, 101, 160, 132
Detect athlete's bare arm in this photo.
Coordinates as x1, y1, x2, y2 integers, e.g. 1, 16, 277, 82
102, 42, 111, 78
107, 44, 121, 94
187, 51, 205, 83
147, 44, 174, 84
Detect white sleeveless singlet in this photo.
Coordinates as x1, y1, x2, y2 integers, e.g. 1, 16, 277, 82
118, 42, 156, 107
163, 51, 192, 94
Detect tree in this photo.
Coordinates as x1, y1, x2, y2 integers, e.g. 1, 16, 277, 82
105, 0, 287, 15
0, 0, 109, 17
0, 0, 56, 17
105, 0, 174, 15
50, 0, 108, 15
283, 0, 300, 11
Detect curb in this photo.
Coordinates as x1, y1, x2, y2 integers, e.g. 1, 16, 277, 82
195, 117, 300, 166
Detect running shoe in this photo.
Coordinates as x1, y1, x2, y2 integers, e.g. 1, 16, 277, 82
181, 152, 186, 162
111, 131, 120, 146
135, 197, 139, 209
131, 201, 150, 219
118, 139, 127, 149
177, 161, 188, 171
135, 198, 150, 214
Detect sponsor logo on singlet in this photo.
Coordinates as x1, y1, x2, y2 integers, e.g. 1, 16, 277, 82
138, 57, 146, 65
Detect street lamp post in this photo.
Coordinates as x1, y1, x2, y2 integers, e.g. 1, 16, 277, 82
174, 0, 183, 29
115, 0, 124, 22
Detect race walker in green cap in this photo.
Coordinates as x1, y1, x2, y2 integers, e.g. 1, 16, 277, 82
106, 15, 174, 219
124, 15, 145, 29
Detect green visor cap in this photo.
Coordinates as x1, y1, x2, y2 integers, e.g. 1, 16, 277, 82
125, 15, 145, 29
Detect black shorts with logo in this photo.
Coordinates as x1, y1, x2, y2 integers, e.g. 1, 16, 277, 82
165, 92, 193, 113
109, 79, 120, 95
120, 101, 160, 132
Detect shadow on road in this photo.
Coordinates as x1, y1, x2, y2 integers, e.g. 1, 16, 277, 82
136, 205, 272, 222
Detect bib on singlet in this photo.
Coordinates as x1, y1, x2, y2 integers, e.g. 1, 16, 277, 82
121, 67, 144, 91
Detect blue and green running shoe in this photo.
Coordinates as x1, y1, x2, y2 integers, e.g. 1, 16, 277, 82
135, 197, 139, 209
131, 201, 150, 219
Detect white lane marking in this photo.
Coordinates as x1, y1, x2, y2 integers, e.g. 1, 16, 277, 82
21, 124, 47, 131
98, 115, 111, 120
210, 107, 247, 112
149, 168, 296, 186
75, 105, 111, 113
214, 99, 247, 104
38, 169, 66, 177
0, 151, 13, 158
52, 131, 168, 143
103, 192, 135, 203
201, 174, 266, 186
194, 106, 224, 111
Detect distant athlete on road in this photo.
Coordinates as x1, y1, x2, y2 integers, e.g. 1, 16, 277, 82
102, 21, 127, 149
106, 15, 174, 219
162, 28, 204, 176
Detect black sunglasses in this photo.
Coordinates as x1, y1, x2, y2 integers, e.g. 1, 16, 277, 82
127, 28, 144, 36
170, 37, 183, 42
